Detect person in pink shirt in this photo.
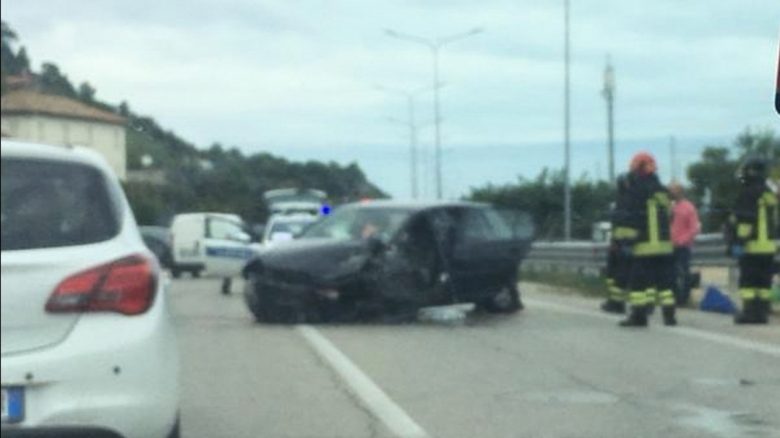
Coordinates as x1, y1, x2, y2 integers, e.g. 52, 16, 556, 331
669, 182, 700, 305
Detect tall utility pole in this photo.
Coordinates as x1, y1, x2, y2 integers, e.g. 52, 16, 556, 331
563, 0, 572, 240
376, 85, 432, 199
601, 55, 616, 184
385, 27, 483, 199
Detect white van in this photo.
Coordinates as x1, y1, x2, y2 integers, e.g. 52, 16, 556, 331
170, 212, 255, 294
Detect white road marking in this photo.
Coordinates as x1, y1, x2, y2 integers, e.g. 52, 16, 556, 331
525, 298, 780, 358
296, 325, 430, 438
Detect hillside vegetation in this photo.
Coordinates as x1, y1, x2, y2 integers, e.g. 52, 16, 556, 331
1, 21, 387, 226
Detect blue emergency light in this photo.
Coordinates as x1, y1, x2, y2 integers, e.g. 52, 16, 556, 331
320, 205, 332, 216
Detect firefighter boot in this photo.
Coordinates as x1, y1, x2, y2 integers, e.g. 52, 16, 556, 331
734, 300, 761, 325
662, 306, 677, 326
601, 299, 626, 314
755, 299, 769, 324
619, 306, 648, 327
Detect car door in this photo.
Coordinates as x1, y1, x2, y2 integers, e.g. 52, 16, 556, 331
446, 207, 526, 302
374, 213, 438, 306
203, 216, 254, 277
172, 216, 205, 268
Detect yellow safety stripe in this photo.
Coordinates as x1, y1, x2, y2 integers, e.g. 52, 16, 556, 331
739, 288, 756, 300
763, 191, 778, 207
655, 192, 672, 208
633, 192, 672, 256
646, 289, 658, 305
745, 193, 778, 254
606, 278, 615, 286
648, 198, 659, 246
628, 291, 647, 305
757, 289, 771, 300
613, 227, 638, 239
659, 290, 675, 306
633, 241, 673, 256
610, 287, 625, 300
737, 223, 753, 239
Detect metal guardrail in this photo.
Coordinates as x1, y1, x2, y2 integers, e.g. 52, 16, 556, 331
524, 234, 779, 277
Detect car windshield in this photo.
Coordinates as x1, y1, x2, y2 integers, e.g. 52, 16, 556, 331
301, 206, 413, 242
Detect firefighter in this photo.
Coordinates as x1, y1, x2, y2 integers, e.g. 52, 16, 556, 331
728, 157, 778, 324
602, 173, 631, 314
619, 152, 676, 327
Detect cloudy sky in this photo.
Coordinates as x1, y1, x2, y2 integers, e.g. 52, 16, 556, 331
3, 0, 779, 198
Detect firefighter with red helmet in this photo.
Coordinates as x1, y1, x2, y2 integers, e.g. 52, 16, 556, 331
617, 152, 677, 327
727, 156, 778, 324
602, 173, 632, 314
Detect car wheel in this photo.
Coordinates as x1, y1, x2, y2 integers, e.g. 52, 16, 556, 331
245, 275, 288, 323
221, 278, 232, 295
192, 269, 201, 278
171, 268, 182, 279
479, 284, 522, 314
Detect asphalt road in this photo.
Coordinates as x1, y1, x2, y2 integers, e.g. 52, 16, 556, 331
170, 277, 780, 438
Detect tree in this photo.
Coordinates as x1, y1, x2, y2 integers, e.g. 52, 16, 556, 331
1, 21, 16, 43
78, 81, 96, 102
15, 46, 29, 73
39, 62, 76, 97
1, 21, 19, 77
118, 101, 130, 116
468, 168, 613, 240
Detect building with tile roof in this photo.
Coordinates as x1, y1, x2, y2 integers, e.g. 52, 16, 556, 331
1, 89, 127, 179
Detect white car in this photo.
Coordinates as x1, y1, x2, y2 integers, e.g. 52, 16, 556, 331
262, 214, 319, 248
1, 140, 180, 438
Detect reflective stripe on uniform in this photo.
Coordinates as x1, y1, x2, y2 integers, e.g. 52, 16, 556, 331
757, 288, 772, 300
645, 289, 657, 305
634, 241, 674, 256
628, 291, 647, 305
613, 227, 638, 239
745, 191, 778, 255
739, 288, 756, 300
737, 223, 753, 239
633, 193, 673, 256
609, 287, 624, 301
648, 198, 659, 246
659, 289, 675, 306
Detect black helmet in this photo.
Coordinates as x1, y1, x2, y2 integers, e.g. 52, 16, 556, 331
738, 156, 769, 183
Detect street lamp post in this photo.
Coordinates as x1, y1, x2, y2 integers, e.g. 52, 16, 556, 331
602, 55, 615, 184
385, 27, 483, 200
563, 0, 572, 241
376, 85, 432, 199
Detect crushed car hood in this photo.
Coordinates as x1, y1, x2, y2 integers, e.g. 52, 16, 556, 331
244, 238, 372, 284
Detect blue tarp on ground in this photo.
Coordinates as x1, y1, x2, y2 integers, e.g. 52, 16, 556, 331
699, 286, 737, 314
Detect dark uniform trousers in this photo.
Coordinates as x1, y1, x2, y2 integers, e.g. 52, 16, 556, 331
739, 255, 775, 304
627, 255, 675, 309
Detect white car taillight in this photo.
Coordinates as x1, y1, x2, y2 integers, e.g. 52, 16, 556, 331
46, 254, 158, 316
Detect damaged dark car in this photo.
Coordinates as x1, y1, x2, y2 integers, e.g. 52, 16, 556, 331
242, 201, 534, 323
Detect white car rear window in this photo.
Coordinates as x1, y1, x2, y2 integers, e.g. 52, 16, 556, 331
1, 158, 120, 251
